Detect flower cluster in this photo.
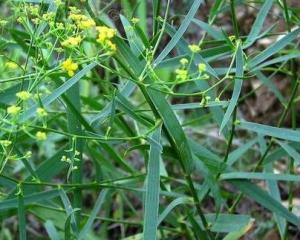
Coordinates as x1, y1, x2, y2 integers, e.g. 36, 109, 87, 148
0, 140, 12, 147
16, 91, 31, 101
189, 44, 201, 53
61, 36, 82, 48
198, 63, 206, 73
175, 69, 188, 81
197, 63, 209, 79
7, 105, 21, 115
175, 58, 189, 81
69, 7, 95, 30
62, 58, 78, 77
36, 108, 48, 117
96, 26, 117, 52
174, 57, 209, 83
35, 131, 47, 141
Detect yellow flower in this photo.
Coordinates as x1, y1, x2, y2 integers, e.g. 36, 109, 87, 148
69, 7, 80, 14
175, 69, 188, 81
42, 12, 55, 21
96, 26, 117, 52
61, 36, 82, 48
229, 35, 235, 41
7, 105, 21, 115
32, 18, 41, 25
56, 22, 64, 30
188, 44, 201, 53
0, 140, 12, 147
28, 5, 40, 16
96, 26, 116, 43
69, 13, 95, 30
69, 13, 83, 21
97, 26, 116, 38
62, 58, 78, 77
198, 63, 206, 73
35, 131, 47, 141
106, 41, 117, 52
131, 17, 140, 24
25, 151, 32, 158
16, 91, 32, 101
36, 107, 48, 117
180, 58, 189, 66
5, 61, 18, 70
78, 18, 95, 30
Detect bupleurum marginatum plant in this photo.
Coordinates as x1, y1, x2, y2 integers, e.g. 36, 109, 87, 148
1, 0, 300, 239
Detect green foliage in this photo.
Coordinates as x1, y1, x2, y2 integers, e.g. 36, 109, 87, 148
0, 0, 300, 239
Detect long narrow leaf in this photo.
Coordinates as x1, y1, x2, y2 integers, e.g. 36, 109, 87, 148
220, 44, 243, 133
143, 127, 162, 240
154, 0, 202, 65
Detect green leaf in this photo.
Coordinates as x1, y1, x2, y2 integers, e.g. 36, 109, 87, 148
172, 101, 228, 110
220, 44, 243, 133
221, 172, 300, 181
252, 52, 300, 71
248, 28, 300, 68
59, 189, 78, 237
0, 189, 60, 211
158, 197, 190, 225
205, 214, 252, 233
136, 0, 147, 32
44, 220, 61, 240
208, 0, 225, 23
152, 0, 161, 35
227, 138, 258, 166
18, 189, 27, 240
244, 0, 273, 48
154, 0, 203, 65
276, 140, 300, 165
223, 219, 254, 240
230, 180, 300, 228
143, 126, 162, 240
192, 19, 225, 40
255, 71, 286, 105
79, 189, 109, 239
259, 135, 286, 238
120, 15, 144, 54
239, 121, 300, 142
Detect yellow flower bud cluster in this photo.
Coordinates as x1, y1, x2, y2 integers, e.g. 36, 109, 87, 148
16, 91, 32, 101
69, 10, 96, 30
35, 131, 47, 141
61, 36, 82, 48
96, 26, 117, 52
62, 58, 78, 77
188, 44, 201, 53
0, 140, 12, 147
175, 58, 190, 81
36, 107, 48, 117
7, 105, 21, 115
